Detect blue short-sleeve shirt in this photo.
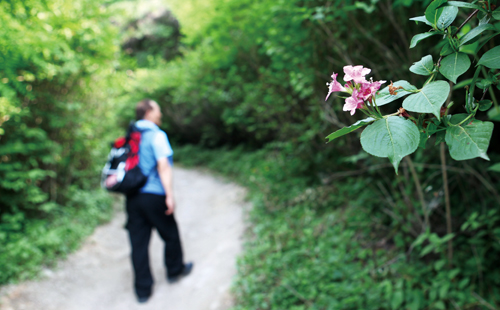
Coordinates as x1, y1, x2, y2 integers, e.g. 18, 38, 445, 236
135, 120, 174, 195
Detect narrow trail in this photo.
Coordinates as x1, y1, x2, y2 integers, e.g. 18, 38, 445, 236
0, 167, 249, 310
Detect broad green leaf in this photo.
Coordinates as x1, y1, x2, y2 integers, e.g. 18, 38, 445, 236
434, 260, 446, 271
375, 80, 417, 106
434, 301, 446, 310
410, 55, 434, 76
360, 116, 420, 173
435, 130, 446, 145
410, 16, 433, 26
478, 15, 491, 25
410, 32, 439, 48
440, 41, 455, 56
459, 24, 494, 46
459, 40, 479, 55
419, 132, 429, 148
437, 6, 458, 29
391, 290, 404, 309
446, 1, 482, 9
445, 114, 493, 160
488, 163, 500, 172
439, 282, 450, 299
478, 100, 493, 111
439, 52, 471, 83
488, 106, 500, 121
403, 81, 450, 119
326, 117, 375, 142
425, 0, 448, 26
476, 79, 492, 89
493, 9, 500, 20
477, 46, 500, 69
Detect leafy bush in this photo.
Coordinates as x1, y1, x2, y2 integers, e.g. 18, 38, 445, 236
175, 144, 500, 309
0, 189, 112, 283
0, 0, 124, 283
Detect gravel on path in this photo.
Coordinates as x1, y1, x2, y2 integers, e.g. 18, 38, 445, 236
0, 167, 248, 310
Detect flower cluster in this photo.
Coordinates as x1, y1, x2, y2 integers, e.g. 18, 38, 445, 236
326, 65, 386, 115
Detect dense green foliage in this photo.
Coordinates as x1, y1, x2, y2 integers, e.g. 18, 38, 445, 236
323, 1, 500, 172
1, 0, 500, 308
159, 0, 500, 308
175, 144, 500, 309
0, 0, 122, 282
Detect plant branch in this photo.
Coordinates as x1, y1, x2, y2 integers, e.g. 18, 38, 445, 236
472, 292, 497, 310
456, 9, 479, 35
440, 142, 453, 268
405, 157, 429, 231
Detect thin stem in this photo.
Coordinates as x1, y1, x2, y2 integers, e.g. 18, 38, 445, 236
488, 86, 498, 108
405, 157, 429, 231
478, 66, 499, 108
440, 142, 453, 268
371, 97, 383, 117
456, 9, 479, 35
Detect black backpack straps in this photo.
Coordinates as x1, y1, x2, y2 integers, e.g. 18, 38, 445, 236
125, 121, 138, 142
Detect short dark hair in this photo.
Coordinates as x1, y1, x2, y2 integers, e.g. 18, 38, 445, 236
136, 99, 154, 120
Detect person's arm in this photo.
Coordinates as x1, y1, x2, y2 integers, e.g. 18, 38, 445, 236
157, 157, 175, 215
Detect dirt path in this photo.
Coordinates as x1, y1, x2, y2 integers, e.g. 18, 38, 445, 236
0, 167, 248, 310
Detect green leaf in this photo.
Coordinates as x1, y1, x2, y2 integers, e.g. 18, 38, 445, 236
446, 1, 482, 9
410, 55, 434, 76
434, 260, 446, 271
439, 52, 471, 83
459, 24, 494, 46
493, 9, 500, 20
375, 80, 417, 106
434, 301, 446, 310
459, 40, 479, 55
477, 46, 500, 69
476, 79, 492, 89
410, 15, 433, 26
425, 0, 448, 26
360, 116, 420, 173
478, 100, 493, 111
458, 278, 470, 289
487, 106, 500, 121
439, 282, 450, 299
437, 6, 458, 29
403, 81, 450, 119
426, 120, 439, 136
445, 114, 493, 160
440, 41, 455, 56
448, 268, 460, 280
421, 243, 436, 256
326, 117, 375, 142
488, 163, 500, 172
410, 32, 439, 48
419, 132, 429, 148
391, 290, 404, 310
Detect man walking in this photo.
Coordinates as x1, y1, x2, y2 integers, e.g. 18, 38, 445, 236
126, 98, 193, 303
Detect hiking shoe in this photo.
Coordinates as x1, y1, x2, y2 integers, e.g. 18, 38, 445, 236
167, 262, 194, 284
137, 296, 150, 303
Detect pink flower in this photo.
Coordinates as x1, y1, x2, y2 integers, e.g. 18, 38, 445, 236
325, 73, 346, 101
343, 65, 371, 84
369, 80, 386, 93
358, 80, 386, 101
343, 89, 364, 115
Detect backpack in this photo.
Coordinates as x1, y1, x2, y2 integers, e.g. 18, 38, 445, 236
101, 123, 148, 195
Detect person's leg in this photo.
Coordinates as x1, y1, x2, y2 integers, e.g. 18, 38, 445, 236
126, 194, 154, 298
142, 194, 184, 277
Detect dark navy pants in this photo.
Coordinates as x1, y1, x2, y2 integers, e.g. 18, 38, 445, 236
125, 193, 184, 298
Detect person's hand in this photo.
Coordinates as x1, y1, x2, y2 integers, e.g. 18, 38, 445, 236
165, 195, 175, 215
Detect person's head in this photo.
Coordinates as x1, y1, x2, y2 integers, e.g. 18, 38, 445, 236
136, 99, 162, 125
